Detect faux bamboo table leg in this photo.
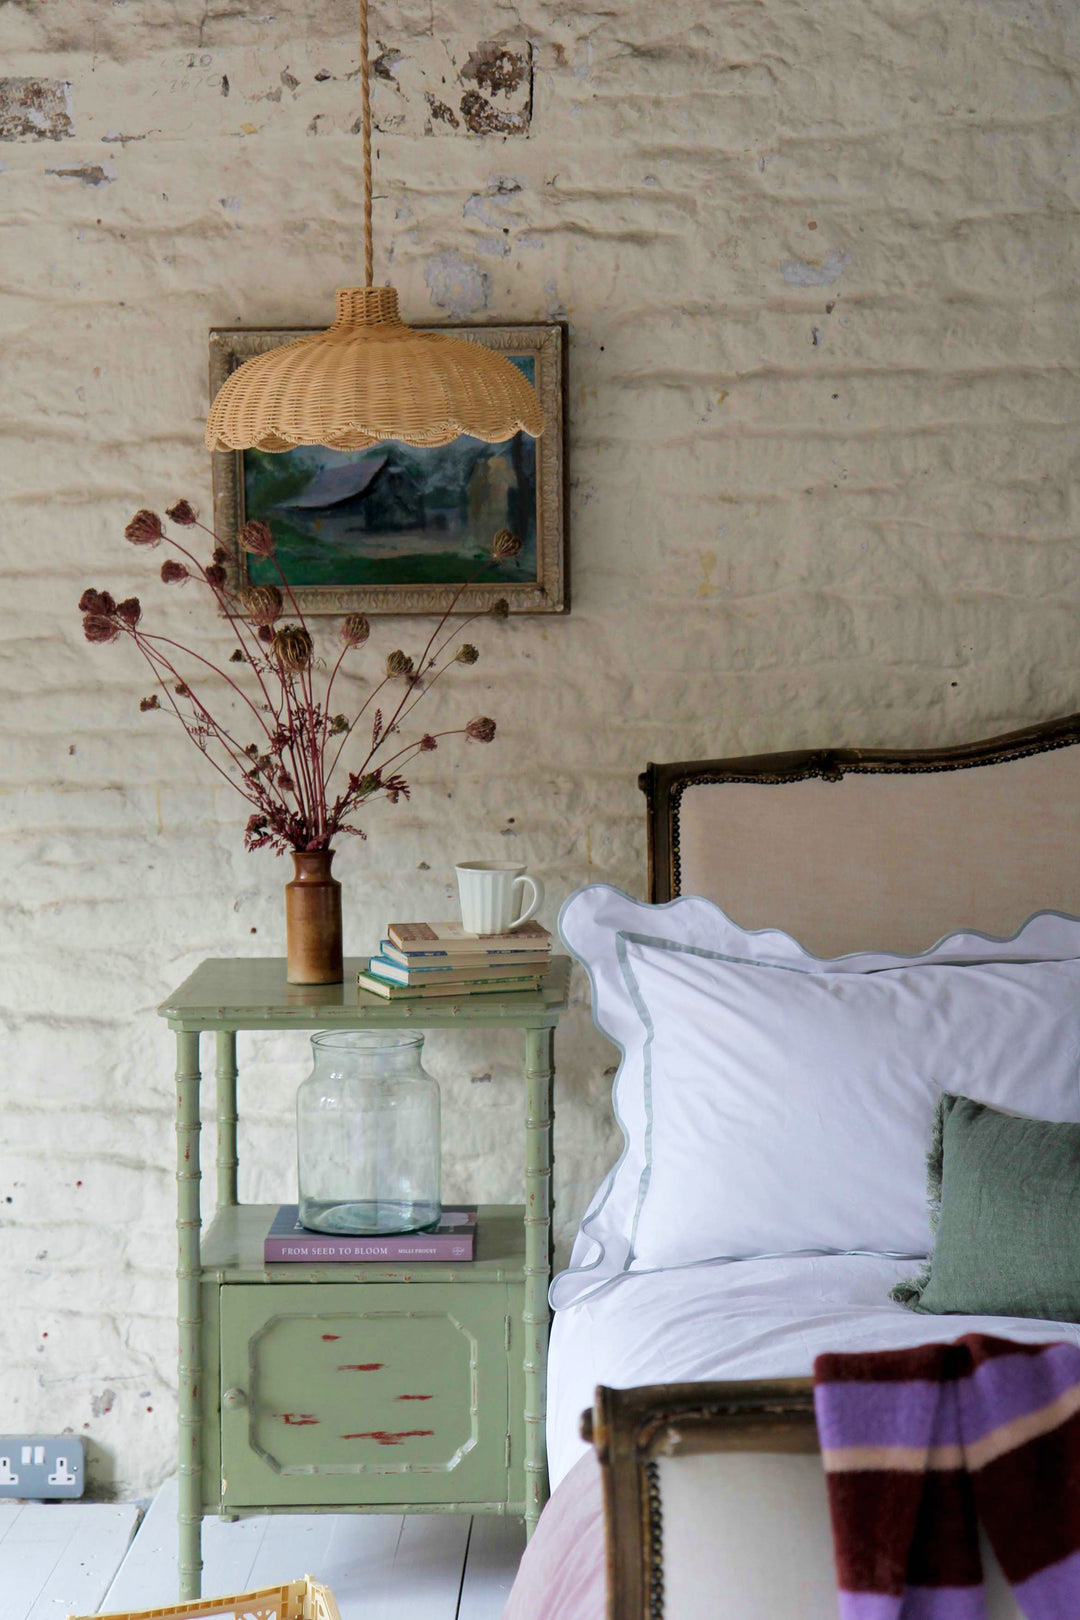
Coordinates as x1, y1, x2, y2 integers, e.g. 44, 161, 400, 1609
215, 1029, 238, 1209
523, 1023, 554, 1537
176, 1029, 203, 1599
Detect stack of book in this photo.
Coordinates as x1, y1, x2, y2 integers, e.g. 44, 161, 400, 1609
356, 920, 552, 1000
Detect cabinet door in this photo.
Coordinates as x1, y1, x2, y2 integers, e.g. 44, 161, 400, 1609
219, 1283, 510, 1508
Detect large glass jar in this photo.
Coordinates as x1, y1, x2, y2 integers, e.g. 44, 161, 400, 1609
296, 1031, 441, 1235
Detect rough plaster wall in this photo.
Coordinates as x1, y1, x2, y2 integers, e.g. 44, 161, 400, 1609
1, 0, 1078, 1497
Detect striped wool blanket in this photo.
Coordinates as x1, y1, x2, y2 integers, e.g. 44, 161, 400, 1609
813, 1336, 1080, 1620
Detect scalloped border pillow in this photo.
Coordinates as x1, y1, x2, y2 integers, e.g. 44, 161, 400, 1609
551, 887, 1080, 1308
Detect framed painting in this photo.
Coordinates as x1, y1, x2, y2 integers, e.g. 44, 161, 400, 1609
208, 321, 566, 616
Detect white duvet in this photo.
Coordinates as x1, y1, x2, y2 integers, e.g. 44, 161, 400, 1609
546, 1254, 1080, 1488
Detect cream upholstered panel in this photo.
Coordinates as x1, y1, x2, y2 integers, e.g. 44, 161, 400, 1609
676, 744, 1080, 958
656, 1454, 1022, 1620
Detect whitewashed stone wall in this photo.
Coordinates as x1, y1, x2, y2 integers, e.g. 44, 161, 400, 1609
1, 0, 1078, 1498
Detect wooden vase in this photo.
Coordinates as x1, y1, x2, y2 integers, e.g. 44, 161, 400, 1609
285, 850, 343, 985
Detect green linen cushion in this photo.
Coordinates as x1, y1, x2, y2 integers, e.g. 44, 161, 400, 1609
892, 1092, 1080, 1322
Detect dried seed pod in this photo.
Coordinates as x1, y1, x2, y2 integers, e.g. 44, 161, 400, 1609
492, 528, 522, 559
465, 716, 496, 743
455, 643, 479, 665
78, 588, 116, 616
239, 519, 275, 556
165, 499, 198, 526
83, 615, 119, 643
272, 624, 314, 672
386, 649, 414, 677
161, 559, 189, 584
489, 598, 510, 619
342, 613, 370, 647
239, 584, 284, 626
125, 509, 164, 546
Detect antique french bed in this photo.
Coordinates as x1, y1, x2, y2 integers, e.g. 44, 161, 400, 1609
508, 713, 1080, 1620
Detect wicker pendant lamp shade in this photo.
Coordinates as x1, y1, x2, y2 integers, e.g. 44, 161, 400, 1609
206, 286, 544, 451
205, 3, 544, 454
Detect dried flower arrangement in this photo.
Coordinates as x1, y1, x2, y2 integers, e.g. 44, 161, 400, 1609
79, 502, 518, 981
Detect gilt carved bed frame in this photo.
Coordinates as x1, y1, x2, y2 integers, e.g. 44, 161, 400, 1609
587, 713, 1080, 1620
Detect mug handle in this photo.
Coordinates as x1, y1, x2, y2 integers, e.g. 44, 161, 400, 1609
509, 874, 544, 931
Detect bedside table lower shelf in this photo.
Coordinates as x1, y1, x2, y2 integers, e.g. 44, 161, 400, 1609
198, 1206, 529, 1515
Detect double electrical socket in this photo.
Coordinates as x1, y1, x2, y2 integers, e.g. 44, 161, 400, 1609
0, 1436, 84, 1499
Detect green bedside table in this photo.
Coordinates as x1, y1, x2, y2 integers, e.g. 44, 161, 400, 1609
157, 955, 570, 1600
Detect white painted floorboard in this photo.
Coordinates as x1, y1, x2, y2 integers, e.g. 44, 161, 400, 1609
100, 1478, 524, 1618
457, 1519, 527, 1620
0, 1501, 141, 1620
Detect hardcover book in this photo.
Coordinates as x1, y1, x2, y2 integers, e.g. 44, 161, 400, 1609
356, 968, 544, 999
368, 952, 550, 987
381, 940, 551, 971
387, 920, 552, 955
264, 1204, 477, 1263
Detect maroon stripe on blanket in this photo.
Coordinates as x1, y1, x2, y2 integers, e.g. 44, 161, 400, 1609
906, 1471, 982, 1590
973, 1407, 1080, 1585
827, 1470, 981, 1595
815, 1336, 1053, 1387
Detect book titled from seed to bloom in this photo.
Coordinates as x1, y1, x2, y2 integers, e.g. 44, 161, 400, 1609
264, 1205, 478, 1263
78, 501, 520, 855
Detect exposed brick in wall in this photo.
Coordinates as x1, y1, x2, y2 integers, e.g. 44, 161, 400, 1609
1, 0, 1078, 1496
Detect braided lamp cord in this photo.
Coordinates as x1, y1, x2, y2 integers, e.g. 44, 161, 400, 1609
360, 0, 374, 285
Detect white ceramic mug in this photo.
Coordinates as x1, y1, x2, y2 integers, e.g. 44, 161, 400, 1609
455, 862, 545, 935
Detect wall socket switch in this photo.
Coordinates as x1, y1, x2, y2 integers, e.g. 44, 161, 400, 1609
0, 1436, 85, 1499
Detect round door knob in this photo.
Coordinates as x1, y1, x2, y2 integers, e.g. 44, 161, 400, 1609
222, 1386, 248, 1410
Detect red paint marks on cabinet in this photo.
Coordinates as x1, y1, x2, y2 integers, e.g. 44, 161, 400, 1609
337, 1362, 384, 1371
276, 1412, 319, 1425
341, 1429, 434, 1446
321, 1334, 340, 1341
397, 1393, 433, 1401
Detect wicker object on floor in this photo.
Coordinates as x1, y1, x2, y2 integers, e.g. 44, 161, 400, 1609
205, 287, 544, 452
70, 1573, 342, 1620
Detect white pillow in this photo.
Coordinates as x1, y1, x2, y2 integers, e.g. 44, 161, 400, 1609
624, 937, 1080, 1266
551, 886, 1080, 1308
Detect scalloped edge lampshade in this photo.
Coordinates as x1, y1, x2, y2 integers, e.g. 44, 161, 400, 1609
205, 286, 545, 453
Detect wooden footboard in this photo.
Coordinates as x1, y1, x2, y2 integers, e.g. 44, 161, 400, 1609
585, 1379, 818, 1620
585, 1379, 1023, 1620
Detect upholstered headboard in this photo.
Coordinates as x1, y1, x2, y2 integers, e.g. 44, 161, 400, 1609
639, 715, 1080, 958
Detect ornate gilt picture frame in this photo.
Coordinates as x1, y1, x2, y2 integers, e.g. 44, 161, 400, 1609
208, 322, 566, 616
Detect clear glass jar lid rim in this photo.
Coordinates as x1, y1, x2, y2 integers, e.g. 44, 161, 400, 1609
311, 1029, 423, 1049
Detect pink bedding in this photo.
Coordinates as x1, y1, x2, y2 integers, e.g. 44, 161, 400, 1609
502, 1452, 605, 1620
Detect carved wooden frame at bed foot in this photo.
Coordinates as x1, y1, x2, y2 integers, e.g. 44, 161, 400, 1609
584, 1379, 818, 1620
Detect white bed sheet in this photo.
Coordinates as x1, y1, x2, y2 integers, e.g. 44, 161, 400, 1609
546, 1254, 1080, 1489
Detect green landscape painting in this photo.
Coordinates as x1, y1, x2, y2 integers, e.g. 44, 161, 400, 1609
244, 355, 538, 589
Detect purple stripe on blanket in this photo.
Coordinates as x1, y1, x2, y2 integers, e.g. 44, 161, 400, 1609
838, 1587, 985, 1620
960, 1344, 1079, 1443
816, 1343, 1075, 1450
814, 1380, 956, 1450
1011, 1545, 1080, 1618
